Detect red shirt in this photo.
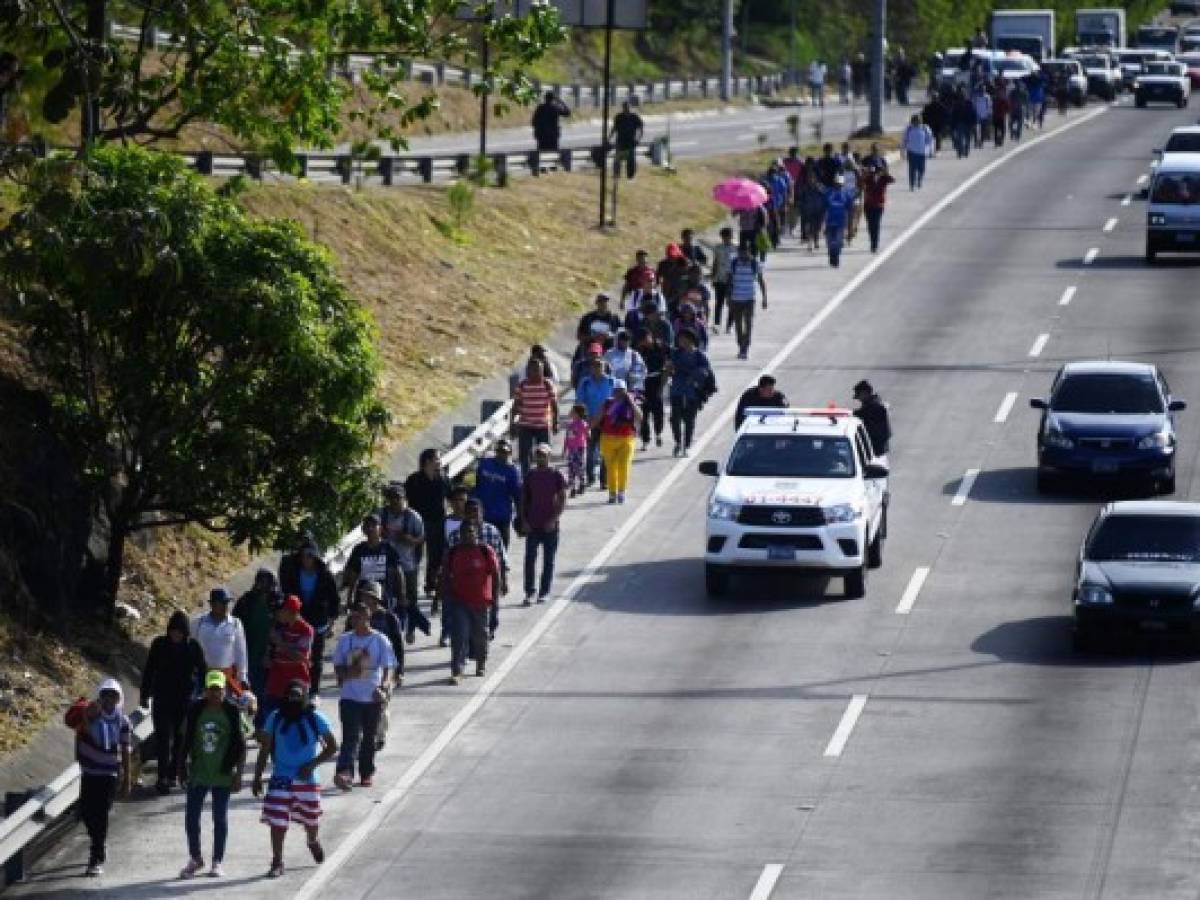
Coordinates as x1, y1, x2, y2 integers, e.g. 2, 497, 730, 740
862, 171, 895, 210
623, 264, 655, 294
446, 545, 498, 611
783, 157, 803, 185
265, 617, 314, 698
514, 378, 557, 430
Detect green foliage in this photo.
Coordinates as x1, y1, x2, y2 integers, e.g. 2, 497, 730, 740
448, 178, 475, 231
0, 0, 566, 166
0, 146, 389, 606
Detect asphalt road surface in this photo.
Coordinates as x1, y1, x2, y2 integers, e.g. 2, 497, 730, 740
16, 96, 1200, 899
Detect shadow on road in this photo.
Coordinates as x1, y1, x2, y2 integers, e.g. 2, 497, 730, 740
941, 466, 1167, 505
1056, 254, 1200, 270
972, 614, 1197, 666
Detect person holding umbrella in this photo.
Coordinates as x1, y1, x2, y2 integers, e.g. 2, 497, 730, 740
713, 177, 770, 254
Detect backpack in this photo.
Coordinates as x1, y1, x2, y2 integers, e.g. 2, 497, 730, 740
64, 697, 90, 731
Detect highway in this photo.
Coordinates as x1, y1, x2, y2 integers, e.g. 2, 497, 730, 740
15, 97, 1200, 898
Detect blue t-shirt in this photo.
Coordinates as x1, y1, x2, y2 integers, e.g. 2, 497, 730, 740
472, 457, 522, 523
297, 570, 318, 603
265, 708, 333, 784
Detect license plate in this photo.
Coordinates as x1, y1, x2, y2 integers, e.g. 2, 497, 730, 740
1092, 460, 1119, 473
768, 545, 796, 561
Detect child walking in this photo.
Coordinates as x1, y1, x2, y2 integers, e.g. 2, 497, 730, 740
563, 403, 589, 497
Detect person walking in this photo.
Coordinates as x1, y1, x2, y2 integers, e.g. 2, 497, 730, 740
193, 587, 249, 696
726, 242, 767, 360
351, 581, 404, 747
593, 381, 643, 504
177, 670, 247, 879
67, 678, 132, 877
853, 379, 893, 455
610, 101, 643, 179
471, 440, 521, 546
841, 153, 862, 245
519, 443, 567, 605
278, 536, 339, 699
734, 375, 789, 430
332, 601, 396, 789
262, 595, 314, 724
823, 174, 853, 268
140, 610, 205, 795
343, 512, 406, 614
511, 359, 559, 475
902, 114, 933, 190
839, 57, 852, 104
797, 169, 827, 252
378, 482, 429, 642
233, 569, 277, 704
861, 161, 897, 254
404, 448, 453, 600
991, 80, 1010, 148
620, 249, 656, 310
636, 328, 669, 450
563, 403, 589, 496
666, 329, 714, 457
950, 85, 977, 158
440, 523, 501, 684
531, 91, 571, 151
972, 84, 992, 148
604, 329, 647, 392
710, 227, 736, 330
253, 678, 338, 879
807, 59, 827, 106
1009, 79, 1028, 142
576, 355, 617, 490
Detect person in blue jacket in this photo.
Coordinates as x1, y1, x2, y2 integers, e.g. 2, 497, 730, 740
823, 174, 853, 269
471, 439, 522, 546
665, 328, 714, 457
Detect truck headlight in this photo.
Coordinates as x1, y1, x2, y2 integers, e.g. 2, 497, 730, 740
1149, 213, 1166, 226
708, 499, 740, 521
1077, 585, 1113, 605
822, 503, 863, 524
1043, 428, 1074, 449
1137, 429, 1172, 449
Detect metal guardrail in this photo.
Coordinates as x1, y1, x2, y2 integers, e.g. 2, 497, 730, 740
0, 397, 516, 886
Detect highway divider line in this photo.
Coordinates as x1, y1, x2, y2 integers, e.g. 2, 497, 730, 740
1028, 333, 1049, 358
292, 101, 1111, 900
1103, 217, 1118, 232
895, 567, 930, 615
993, 391, 1019, 424
1059, 285, 1077, 306
1083, 247, 1099, 265
952, 468, 980, 506
824, 694, 869, 757
749, 864, 785, 900
1136, 173, 1148, 186
1121, 193, 1132, 207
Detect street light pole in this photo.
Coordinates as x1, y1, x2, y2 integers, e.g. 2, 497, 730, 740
597, 0, 615, 228
720, 0, 733, 101
868, 0, 886, 133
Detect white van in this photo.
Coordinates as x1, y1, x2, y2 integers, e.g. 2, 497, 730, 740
1146, 154, 1200, 262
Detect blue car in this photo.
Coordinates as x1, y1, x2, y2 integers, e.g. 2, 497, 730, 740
1030, 361, 1186, 494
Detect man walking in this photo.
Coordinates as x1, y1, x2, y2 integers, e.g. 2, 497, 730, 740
332, 601, 396, 789
378, 482, 428, 642
404, 448, 452, 600
511, 359, 559, 474
861, 161, 896, 254
576, 355, 616, 489
253, 678, 338, 879
902, 114, 933, 190
472, 439, 522, 546
726, 242, 767, 359
342, 513, 405, 613
808, 59, 827, 106
233, 570, 277, 703
610, 101, 643, 179
710, 227, 736, 330
263, 595, 314, 724
531, 91, 571, 151
278, 536, 339, 699
141, 611, 205, 794
178, 670, 246, 879
440, 523, 501, 684
520, 444, 567, 605
193, 587, 249, 696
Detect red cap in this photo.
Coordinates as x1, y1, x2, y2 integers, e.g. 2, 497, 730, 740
281, 594, 302, 613
588, 342, 603, 355
666, 243, 684, 260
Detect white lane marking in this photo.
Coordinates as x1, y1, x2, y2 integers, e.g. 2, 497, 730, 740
293, 103, 1112, 900
1059, 285, 1077, 306
749, 864, 785, 900
1028, 333, 1049, 357
824, 694, 869, 757
1083, 247, 1100, 265
736, 134, 756, 142
895, 567, 931, 615
1103, 217, 1118, 232
952, 468, 980, 506
1137, 173, 1149, 186
672, 140, 698, 147
993, 391, 1019, 423
1121, 193, 1132, 207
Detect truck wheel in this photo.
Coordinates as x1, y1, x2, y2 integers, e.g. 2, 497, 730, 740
705, 564, 729, 597
867, 529, 884, 569
844, 565, 867, 599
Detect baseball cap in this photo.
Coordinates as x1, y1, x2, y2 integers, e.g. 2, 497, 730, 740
356, 579, 383, 600
204, 670, 227, 690
534, 442, 552, 456
383, 481, 405, 498
280, 594, 302, 613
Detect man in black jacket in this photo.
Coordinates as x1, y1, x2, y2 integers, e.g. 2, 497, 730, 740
531, 91, 571, 151
141, 610, 205, 794
278, 536, 340, 699
853, 380, 893, 456
405, 449, 452, 602
734, 375, 790, 431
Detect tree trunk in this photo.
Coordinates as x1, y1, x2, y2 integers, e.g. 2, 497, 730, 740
100, 520, 126, 619
81, 0, 107, 147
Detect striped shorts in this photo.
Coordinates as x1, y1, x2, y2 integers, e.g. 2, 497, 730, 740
261, 778, 322, 830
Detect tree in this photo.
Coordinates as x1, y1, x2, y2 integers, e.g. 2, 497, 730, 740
0, 1, 564, 164
0, 145, 389, 614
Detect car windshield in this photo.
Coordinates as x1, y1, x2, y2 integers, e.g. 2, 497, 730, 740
1051, 373, 1164, 414
1151, 174, 1200, 205
726, 435, 856, 478
1087, 515, 1200, 562
1080, 56, 1108, 68
1164, 133, 1200, 152
1117, 52, 1145, 65
1144, 62, 1175, 75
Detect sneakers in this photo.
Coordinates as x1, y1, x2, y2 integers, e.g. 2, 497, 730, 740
359, 776, 374, 788
267, 859, 285, 879
180, 858, 205, 879
672, 443, 681, 457
208, 862, 225, 878
430, 598, 441, 615
737, 349, 748, 360
569, 486, 578, 498
607, 494, 617, 504
85, 862, 104, 877
537, 593, 548, 604
682, 446, 691, 458
523, 593, 533, 607
308, 841, 325, 864
655, 436, 663, 447
617, 492, 626, 504
640, 440, 649, 451
334, 771, 354, 791
438, 634, 448, 648
405, 629, 415, 645
449, 673, 463, 685
476, 662, 486, 677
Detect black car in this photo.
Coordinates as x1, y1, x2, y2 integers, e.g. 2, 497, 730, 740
1073, 501, 1200, 650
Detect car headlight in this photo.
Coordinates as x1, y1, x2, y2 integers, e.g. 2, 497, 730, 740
1137, 429, 1172, 449
708, 499, 740, 521
1043, 428, 1074, 449
1149, 213, 1166, 226
822, 503, 863, 524
1077, 585, 1113, 605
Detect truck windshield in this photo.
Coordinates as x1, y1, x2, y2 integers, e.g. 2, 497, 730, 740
726, 436, 856, 478
1151, 174, 1200, 205
1087, 515, 1200, 562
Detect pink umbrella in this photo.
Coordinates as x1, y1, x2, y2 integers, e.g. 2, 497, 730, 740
712, 177, 769, 210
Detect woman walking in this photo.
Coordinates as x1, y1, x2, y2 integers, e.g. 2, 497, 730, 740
902, 114, 933, 190
593, 382, 643, 504
666, 329, 713, 457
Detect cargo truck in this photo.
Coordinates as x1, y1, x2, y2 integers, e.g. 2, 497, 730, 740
991, 9, 1056, 62
1075, 8, 1126, 49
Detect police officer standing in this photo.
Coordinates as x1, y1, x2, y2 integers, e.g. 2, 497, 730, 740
852, 380, 892, 456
